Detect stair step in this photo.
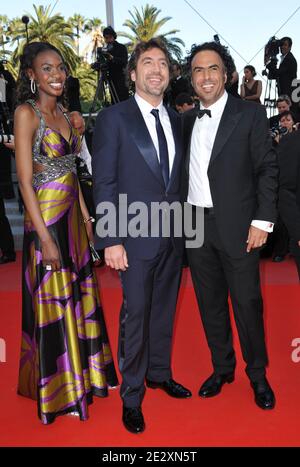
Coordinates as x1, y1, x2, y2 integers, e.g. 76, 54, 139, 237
7, 214, 24, 227
14, 235, 24, 251
11, 226, 24, 251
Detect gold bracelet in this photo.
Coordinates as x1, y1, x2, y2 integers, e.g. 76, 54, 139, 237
83, 216, 95, 224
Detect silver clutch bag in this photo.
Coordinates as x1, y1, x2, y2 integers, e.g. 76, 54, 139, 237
89, 242, 101, 264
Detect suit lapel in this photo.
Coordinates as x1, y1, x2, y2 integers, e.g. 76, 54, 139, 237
121, 97, 165, 187
166, 107, 181, 189
209, 95, 242, 167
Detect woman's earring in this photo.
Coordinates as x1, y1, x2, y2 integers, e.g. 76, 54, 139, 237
30, 78, 36, 94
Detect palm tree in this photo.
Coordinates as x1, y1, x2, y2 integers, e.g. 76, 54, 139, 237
82, 18, 105, 62
74, 62, 97, 102
68, 13, 87, 56
119, 4, 185, 60
6, 17, 24, 49
11, 4, 78, 71
0, 15, 10, 57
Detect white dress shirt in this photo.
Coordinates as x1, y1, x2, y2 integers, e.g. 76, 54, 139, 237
135, 93, 175, 175
188, 91, 273, 232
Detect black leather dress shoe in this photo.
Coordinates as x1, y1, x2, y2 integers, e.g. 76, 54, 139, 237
273, 255, 285, 263
122, 406, 145, 434
251, 378, 275, 410
0, 254, 16, 265
146, 378, 192, 398
199, 373, 234, 398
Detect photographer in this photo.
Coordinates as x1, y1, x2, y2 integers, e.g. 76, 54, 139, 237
102, 26, 129, 102
271, 110, 298, 145
269, 95, 292, 128
277, 37, 297, 98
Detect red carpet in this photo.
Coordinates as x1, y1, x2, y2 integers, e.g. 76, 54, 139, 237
0, 253, 299, 447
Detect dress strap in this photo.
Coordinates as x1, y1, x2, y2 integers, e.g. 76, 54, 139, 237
26, 99, 43, 120
26, 99, 46, 159
58, 103, 72, 127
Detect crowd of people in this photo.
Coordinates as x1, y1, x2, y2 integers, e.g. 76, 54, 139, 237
0, 28, 300, 434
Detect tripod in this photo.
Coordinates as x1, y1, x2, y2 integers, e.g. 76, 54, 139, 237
86, 68, 120, 132
264, 77, 278, 118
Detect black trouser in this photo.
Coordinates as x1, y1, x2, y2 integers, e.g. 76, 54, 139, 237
289, 238, 300, 281
272, 215, 289, 257
0, 196, 15, 256
187, 213, 268, 383
118, 238, 182, 408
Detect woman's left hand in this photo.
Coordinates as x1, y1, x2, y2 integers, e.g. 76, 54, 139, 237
70, 111, 85, 135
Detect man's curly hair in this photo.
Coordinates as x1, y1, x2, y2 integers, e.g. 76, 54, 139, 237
187, 41, 236, 89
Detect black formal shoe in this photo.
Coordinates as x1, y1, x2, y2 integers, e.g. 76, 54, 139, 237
146, 378, 192, 398
251, 378, 275, 410
272, 255, 285, 263
0, 254, 16, 265
122, 406, 145, 434
199, 373, 234, 398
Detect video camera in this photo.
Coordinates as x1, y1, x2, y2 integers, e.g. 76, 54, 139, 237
90, 44, 113, 73
262, 36, 281, 80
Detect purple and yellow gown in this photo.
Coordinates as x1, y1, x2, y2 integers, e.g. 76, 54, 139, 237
18, 100, 118, 425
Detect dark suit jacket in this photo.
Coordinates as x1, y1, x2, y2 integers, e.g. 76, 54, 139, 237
92, 96, 184, 259
278, 52, 297, 97
278, 131, 300, 240
170, 76, 190, 103
182, 94, 278, 258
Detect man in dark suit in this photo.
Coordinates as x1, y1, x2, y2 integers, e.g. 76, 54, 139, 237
92, 38, 191, 434
168, 62, 190, 107
277, 37, 297, 99
278, 130, 300, 279
102, 26, 129, 103
269, 95, 292, 129
182, 42, 278, 410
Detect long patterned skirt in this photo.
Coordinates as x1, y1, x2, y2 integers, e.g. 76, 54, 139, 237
18, 172, 118, 424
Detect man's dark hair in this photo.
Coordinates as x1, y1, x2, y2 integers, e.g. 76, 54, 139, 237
103, 26, 117, 39
172, 62, 182, 72
277, 95, 291, 106
280, 37, 292, 48
279, 110, 295, 122
175, 92, 194, 107
128, 37, 172, 77
187, 41, 236, 89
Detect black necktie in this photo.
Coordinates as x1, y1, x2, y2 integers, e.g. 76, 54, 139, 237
198, 108, 212, 119
151, 109, 170, 187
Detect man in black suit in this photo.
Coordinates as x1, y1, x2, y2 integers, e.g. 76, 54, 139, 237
92, 38, 191, 434
182, 42, 278, 410
277, 37, 297, 99
168, 62, 190, 107
278, 130, 300, 279
102, 26, 129, 103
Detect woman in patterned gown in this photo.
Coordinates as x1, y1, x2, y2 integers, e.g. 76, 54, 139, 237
14, 42, 118, 425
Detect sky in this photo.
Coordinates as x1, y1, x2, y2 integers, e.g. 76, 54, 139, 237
1, 0, 300, 97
